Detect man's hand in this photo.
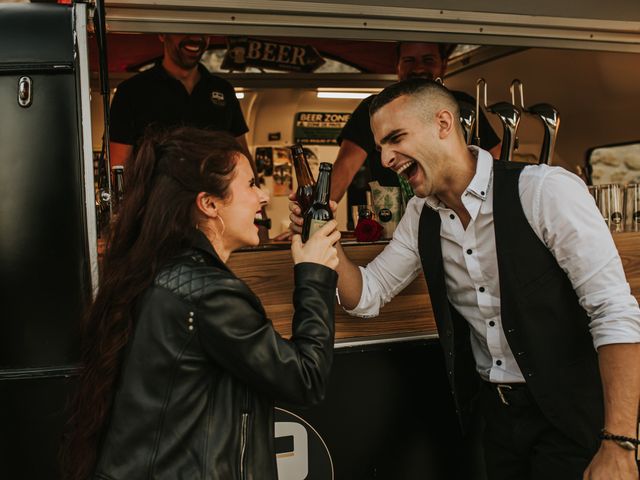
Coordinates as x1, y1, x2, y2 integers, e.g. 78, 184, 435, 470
583, 441, 638, 479
287, 192, 338, 235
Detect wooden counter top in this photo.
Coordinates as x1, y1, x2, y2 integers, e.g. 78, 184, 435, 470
227, 232, 640, 343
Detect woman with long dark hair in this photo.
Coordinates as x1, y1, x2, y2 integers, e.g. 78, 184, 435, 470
62, 127, 340, 479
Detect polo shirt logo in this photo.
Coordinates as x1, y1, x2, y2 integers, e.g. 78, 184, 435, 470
210, 91, 226, 106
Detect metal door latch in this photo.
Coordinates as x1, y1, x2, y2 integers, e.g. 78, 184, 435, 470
18, 76, 33, 107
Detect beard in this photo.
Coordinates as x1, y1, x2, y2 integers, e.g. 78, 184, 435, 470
174, 38, 207, 68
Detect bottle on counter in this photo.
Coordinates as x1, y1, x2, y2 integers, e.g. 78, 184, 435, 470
302, 162, 333, 242
111, 165, 125, 214
289, 143, 315, 216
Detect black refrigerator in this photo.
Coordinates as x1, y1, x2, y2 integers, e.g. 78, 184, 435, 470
0, 3, 92, 478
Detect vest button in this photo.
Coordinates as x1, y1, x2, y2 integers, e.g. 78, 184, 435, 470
479, 286, 485, 293
449, 214, 455, 220
496, 360, 502, 366
489, 321, 495, 327
466, 249, 472, 255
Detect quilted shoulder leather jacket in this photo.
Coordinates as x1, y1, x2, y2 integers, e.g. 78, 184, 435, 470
94, 232, 337, 479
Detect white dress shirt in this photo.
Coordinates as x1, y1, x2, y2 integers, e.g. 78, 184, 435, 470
346, 147, 640, 383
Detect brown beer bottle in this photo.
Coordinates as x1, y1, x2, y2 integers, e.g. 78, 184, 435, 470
289, 143, 315, 216
302, 162, 333, 242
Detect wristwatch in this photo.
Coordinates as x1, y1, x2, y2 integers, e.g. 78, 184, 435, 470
599, 429, 640, 451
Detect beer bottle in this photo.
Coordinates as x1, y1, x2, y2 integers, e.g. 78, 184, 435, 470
302, 162, 333, 242
289, 143, 315, 216
111, 165, 125, 214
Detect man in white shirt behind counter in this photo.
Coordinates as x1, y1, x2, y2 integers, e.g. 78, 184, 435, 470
289, 78, 640, 479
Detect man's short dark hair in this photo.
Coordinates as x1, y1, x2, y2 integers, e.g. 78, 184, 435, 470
369, 78, 458, 118
395, 42, 456, 63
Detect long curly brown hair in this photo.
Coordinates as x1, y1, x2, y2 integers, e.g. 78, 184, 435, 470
61, 127, 244, 480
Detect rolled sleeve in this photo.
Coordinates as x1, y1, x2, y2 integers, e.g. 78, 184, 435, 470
521, 165, 640, 349
342, 196, 424, 317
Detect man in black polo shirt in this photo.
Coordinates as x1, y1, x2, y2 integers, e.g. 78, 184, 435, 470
109, 34, 249, 167
331, 42, 501, 226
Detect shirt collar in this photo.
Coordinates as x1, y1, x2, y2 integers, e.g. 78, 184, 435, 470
466, 146, 492, 201
153, 61, 210, 84
424, 146, 493, 211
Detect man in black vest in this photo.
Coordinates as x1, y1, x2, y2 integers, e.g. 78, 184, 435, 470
289, 78, 640, 479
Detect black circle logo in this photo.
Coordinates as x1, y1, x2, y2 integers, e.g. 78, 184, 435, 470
378, 208, 392, 223
274, 408, 334, 479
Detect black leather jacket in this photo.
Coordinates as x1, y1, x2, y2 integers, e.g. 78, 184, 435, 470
94, 233, 337, 479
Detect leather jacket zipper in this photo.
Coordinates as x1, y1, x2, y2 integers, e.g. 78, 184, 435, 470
240, 413, 248, 479
239, 389, 250, 479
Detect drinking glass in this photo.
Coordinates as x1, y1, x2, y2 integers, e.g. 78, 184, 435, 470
587, 185, 600, 206
624, 183, 640, 232
598, 184, 624, 232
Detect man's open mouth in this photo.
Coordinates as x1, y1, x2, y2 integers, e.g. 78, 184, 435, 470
396, 160, 418, 180
180, 39, 206, 53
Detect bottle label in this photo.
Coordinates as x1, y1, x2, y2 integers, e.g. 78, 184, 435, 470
308, 219, 328, 239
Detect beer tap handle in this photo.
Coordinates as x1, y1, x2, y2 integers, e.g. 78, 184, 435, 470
526, 103, 560, 165
459, 101, 476, 145
488, 101, 521, 162
510, 79, 525, 109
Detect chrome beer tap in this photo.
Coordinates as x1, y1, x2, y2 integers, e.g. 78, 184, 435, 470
487, 81, 521, 162
459, 100, 476, 145
511, 79, 560, 165
527, 102, 560, 165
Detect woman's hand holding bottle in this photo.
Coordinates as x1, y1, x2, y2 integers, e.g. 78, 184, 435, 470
291, 220, 340, 270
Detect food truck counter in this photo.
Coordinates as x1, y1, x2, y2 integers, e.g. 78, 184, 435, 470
228, 231, 640, 345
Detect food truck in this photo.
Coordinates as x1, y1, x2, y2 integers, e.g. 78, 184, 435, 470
1, 1, 639, 478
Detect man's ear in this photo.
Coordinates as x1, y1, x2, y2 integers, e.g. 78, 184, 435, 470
195, 192, 218, 218
435, 108, 455, 139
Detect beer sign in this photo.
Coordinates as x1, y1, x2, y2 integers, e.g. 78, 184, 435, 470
222, 37, 325, 73
294, 112, 351, 145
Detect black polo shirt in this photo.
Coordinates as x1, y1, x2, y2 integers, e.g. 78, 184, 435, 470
338, 91, 501, 188
110, 63, 248, 146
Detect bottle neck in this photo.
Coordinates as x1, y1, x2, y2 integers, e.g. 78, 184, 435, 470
291, 148, 314, 186
314, 168, 331, 205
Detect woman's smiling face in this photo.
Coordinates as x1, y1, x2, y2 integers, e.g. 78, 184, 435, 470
216, 154, 269, 251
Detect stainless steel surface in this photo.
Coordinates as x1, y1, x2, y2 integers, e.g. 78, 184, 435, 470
76, 2, 100, 296
335, 333, 439, 349
99, 1, 640, 53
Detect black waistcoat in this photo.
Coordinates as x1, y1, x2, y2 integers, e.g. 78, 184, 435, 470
417, 160, 602, 451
